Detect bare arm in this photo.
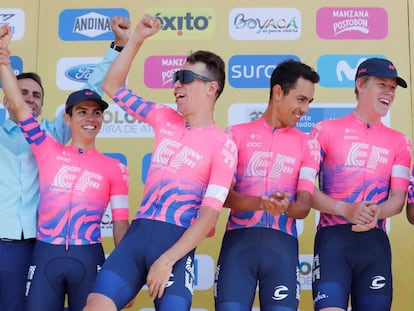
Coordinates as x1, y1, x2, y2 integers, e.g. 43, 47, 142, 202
312, 187, 376, 225
112, 220, 129, 246
407, 203, 414, 224
285, 190, 312, 219
376, 188, 406, 219
0, 25, 31, 121
102, 14, 161, 98
224, 185, 290, 215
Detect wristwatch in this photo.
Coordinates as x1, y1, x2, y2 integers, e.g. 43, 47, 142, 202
110, 41, 124, 52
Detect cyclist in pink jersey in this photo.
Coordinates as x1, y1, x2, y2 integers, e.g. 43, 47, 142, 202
407, 171, 414, 223
0, 23, 130, 311
0, 15, 130, 311
82, 14, 237, 311
214, 60, 320, 311
310, 58, 412, 311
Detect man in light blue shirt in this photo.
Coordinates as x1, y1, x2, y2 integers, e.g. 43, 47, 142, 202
0, 16, 130, 311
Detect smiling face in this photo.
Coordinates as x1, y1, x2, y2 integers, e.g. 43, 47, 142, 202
270, 77, 315, 128
356, 76, 397, 119
173, 62, 215, 117
3, 78, 43, 120
64, 100, 103, 148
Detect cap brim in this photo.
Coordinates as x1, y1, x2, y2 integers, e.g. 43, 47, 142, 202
397, 77, 407, 88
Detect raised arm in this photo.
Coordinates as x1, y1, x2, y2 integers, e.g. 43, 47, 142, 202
102, 14, 161, 98
0, 25, 31, 121
84, 15, 131, 95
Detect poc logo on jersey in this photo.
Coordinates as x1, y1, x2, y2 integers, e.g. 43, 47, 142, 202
146, 8, 214, 39
317, 55, 384, 88
144, 55, 187, 88
229, 7, 301, 40
229, 55, 299, 88
316, 7, 388, 39
58, 8, 129, 40
56, 57, 102, 90
0, 9, 25, 40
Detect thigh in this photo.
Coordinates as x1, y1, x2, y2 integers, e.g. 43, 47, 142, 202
67, 244, 105, 311
92, 219, 188, 310
258, 230, 299, 311
312, 226, 352, 311
154, 248, 196, 311
351, 229, 392, 311
214, 229, 261, 310
0, 240, 35, 311
25, 242, 65, 311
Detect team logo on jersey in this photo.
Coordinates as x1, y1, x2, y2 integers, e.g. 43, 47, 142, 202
58, 8, 129, 41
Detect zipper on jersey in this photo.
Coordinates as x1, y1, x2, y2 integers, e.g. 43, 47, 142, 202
65, 148, 84, 250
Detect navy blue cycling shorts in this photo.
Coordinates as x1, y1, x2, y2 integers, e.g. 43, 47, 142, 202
312, 225, 392, 311
215, 228, 300, 311
25, 241, 105, 311
91, 219, 195, 311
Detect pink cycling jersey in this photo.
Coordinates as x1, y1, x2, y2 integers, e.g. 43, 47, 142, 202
311, 113, 412, 231
18, 115, 129, 245
225, 117, 320, 237
113, 87, 237, 228
408, 169, 414, 204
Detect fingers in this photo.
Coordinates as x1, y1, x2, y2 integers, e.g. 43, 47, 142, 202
261, 194, 290, 216
147, 279, 166, 300
111, 16, 130, 30
0, 24, 12, 47
141, 14, 162, 32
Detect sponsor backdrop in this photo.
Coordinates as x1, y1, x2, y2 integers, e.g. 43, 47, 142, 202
1, 0, 413, 310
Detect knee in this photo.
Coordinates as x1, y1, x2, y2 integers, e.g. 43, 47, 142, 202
83, 293, 116, 311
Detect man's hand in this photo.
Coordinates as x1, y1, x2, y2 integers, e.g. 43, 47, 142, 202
352, 203, 379, 232
0, 25, 12, 48
134, 14, 162, 40
338, 200, 377, 225
146, 254, 174, 300
110, 16, 130, 47
261, 191, 290, 216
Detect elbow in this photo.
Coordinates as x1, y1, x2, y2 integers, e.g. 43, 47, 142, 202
102, 80, 112, 97
406, 204, 414, 224
102, 79, 119, 99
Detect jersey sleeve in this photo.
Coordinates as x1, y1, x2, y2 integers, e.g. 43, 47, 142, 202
297, 137, 320, 194
201, 136, 237, 212
391, 134, 412, 190
109, 161, 130, 221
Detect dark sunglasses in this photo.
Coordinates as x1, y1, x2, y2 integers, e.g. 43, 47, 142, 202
172, 70, 213, 85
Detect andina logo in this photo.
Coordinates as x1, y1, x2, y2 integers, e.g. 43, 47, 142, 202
147, 8, 214, 39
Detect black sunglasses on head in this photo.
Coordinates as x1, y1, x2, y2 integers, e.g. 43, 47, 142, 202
172, 70, 213, 85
